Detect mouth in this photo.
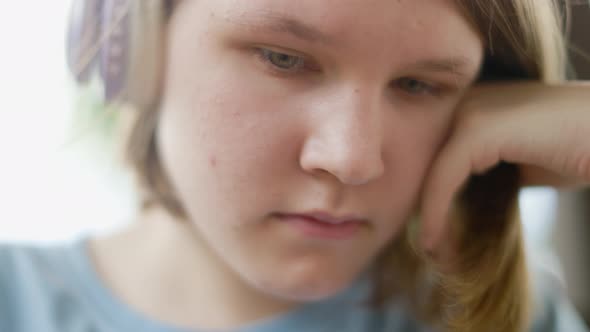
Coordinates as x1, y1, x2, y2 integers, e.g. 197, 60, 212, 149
273, 211, 368, 240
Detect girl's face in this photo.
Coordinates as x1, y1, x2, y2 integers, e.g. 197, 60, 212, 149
157, 0, 483, 301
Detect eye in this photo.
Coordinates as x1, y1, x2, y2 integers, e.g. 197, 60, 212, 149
259, 48, 306, 71
395, 77, 439, 96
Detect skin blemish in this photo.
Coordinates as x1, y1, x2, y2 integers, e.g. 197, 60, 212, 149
210, 155, 217, 168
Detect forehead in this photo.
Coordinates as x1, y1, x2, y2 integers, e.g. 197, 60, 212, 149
206, 0, 483, 66
218, 0, 469, 34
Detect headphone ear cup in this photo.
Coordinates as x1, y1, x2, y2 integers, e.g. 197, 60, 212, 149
67, 0, 166, 108
99, 0, 132, 103
66, 0, 104, 84
124, 0, 167, 109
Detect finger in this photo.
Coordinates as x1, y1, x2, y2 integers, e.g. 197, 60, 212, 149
420, 128, 504, 252
520, 164, 585, 188
419, 138, 472, 252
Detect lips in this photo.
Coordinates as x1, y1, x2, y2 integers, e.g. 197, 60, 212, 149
274, 211, 367, 239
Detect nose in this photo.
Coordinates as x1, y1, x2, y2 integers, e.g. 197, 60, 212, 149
299, 86, 385, 186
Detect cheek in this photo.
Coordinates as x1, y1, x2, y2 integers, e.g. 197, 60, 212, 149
158, 89, 281, 183
162, 42, 297, 155
389, 106, 452, 165
157, 58, 307, 216
384, 111, 454, 204
406, 126, 445, 172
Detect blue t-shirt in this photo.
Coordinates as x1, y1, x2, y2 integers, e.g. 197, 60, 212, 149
0, 238, 587, 332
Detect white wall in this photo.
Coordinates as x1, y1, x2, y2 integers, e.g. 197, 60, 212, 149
0, 0, 135, 244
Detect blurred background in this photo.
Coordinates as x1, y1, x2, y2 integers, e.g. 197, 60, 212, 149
0, 0, 588, 324
0, 0, 137, 245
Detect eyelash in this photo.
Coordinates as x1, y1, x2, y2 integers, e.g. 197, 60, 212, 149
393, 78, 443, 97
255, 48, 313, 74
254, 48, 445, 97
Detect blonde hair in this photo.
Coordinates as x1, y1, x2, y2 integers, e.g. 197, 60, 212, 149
73, 0, 571, 331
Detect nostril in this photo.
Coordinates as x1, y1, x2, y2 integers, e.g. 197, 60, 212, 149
299, 135, 385, 186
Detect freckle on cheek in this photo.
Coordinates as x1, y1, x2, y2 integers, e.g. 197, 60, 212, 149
210, 156, 217, 168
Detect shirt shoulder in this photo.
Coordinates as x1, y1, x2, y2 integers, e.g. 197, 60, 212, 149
0, 241, 104, 332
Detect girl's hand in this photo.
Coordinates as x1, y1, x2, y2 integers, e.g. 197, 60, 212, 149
420, 82, 590, 252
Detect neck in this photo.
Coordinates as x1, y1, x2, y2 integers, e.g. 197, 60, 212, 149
90, 205, 298, 330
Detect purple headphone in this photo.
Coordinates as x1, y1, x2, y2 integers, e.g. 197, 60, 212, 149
66, 0, 132, 103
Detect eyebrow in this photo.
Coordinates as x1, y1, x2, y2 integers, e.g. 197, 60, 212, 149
224, 12, 477, 79
225, 12, 334, 44
408, 57, 475, 78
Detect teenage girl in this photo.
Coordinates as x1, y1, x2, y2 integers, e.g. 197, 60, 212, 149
1, 1, 589, 331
